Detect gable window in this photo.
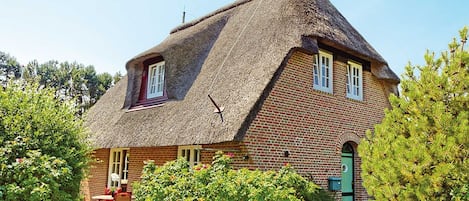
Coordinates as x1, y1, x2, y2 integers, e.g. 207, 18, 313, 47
313, 50, 333, 93
146, 61, 165, 99
346, 61, 363, 100
178, 145, 201, 167
134, 58, 167, 108
108, 148, 129, 188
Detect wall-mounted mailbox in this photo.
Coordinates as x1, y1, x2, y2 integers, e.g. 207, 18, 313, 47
328, 177, 341, 191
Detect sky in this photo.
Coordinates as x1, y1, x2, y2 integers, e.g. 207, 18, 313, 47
1, 1, 468, 78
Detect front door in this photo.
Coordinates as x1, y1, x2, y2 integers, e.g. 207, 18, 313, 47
341, 143, 354, 201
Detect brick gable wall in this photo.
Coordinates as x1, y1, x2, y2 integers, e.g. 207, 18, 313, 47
241, 50, 391, 200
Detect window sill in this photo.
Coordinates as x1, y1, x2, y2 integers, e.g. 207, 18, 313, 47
345, 96, 364, 103
129, 96, 168, 112
312, 87, 333, 95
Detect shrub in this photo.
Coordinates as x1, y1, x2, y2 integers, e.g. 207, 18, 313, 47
133, 151, 333, 201
0, 82, 91, 201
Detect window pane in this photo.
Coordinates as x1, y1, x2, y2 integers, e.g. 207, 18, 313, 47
322, 64, 326, 78
346, 66, 350, 93
123, 151, 129, 180
313, 64, 319, 85
194, 150, 199, 165
147, 62, 165, 98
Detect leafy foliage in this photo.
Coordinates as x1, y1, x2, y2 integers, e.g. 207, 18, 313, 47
359, 27, 469, 200
0, 82, 91, 201
0, 51, 123, 114
133, 151, 333, 201
0, 52, 21, 85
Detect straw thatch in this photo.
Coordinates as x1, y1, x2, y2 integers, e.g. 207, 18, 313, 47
86, 0, 399, 148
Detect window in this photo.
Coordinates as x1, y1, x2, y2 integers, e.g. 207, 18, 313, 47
313, 50, 333, 93
147, 61, 165, 99
134, 58, 168, 108
178, 145, 201, 167
108, 148, 129, 188
346, 61, 363, 100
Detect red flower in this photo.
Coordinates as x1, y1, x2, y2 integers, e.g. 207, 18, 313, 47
104, 187, 111, 195
284, 162, 289, 166
226, 152, 235, 158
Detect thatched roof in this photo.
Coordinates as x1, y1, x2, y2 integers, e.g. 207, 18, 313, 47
86, 0, 399, 148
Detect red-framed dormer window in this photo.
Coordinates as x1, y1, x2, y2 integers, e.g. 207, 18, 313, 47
146, 62, 165, 98
135, 58, 167, 108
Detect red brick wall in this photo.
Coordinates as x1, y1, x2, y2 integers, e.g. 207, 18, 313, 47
127, 146, 178, 192
201, 142, 252, 169
241, 50, 391, 200
85, 142, 253, 199
87, 149, 109, 200
86, 147, 178, 199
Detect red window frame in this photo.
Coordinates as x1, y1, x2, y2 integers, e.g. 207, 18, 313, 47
134, 57, 168, 108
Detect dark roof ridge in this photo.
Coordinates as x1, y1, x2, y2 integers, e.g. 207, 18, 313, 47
170, 0, 252, 34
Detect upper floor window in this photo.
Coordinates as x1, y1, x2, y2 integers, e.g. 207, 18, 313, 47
346, 61, 363, 100
313, 50, 333, 93
133, 58, 168, 108
147, 61, 165, 99
178, 145, 201, 167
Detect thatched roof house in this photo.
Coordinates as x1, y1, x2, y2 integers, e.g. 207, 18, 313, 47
86, 0, 398, 149
85, 0, 400, 200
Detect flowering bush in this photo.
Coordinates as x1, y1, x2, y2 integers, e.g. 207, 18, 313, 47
0, 82, 91, 201
133, 151, 333, 201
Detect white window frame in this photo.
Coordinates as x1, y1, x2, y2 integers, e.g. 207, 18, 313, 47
313, 50, 333, 93
346, 61, 363, 100
107, 148, 130, 188
146, 61, 165, 99
178, 145, 202, 167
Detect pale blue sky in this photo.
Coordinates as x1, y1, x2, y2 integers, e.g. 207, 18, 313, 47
1, 1, 467, 78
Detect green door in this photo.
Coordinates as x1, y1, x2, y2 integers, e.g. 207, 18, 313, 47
342, 143, 354, 201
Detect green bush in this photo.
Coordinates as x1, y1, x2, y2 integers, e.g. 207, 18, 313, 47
0, 82, 91, 201
133, 151, 333, 201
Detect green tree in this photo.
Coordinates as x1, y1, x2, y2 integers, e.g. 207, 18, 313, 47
1, 51, 116, 112
113, 71, 123, 84
0, 81, 91, 201
34, 60, 114, 113
96, 72, 113, 101
37, 60, 60, 88
359, 27, 469, 200
0, 51, 21, 85
22, 60, 39, 82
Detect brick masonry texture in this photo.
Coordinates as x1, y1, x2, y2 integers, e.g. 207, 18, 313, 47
85, 50, 391, 201
87, 149, 109, 201
241, 50, 391, 200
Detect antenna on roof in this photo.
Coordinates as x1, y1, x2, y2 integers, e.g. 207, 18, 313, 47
208, 94, 224, 122
182, 5, 186, 23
